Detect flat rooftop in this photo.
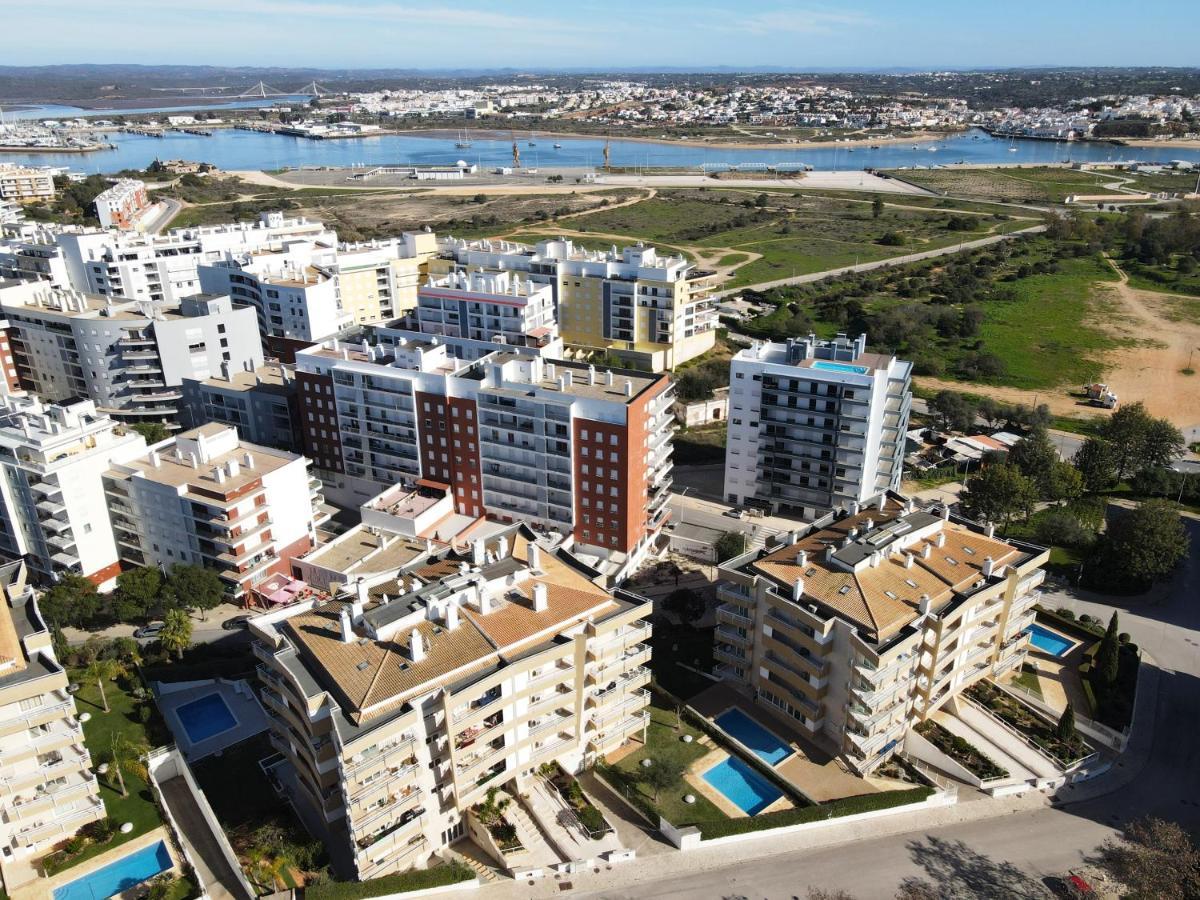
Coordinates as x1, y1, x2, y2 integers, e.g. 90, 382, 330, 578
301, 527, 427, 579
199, 363, 294, 396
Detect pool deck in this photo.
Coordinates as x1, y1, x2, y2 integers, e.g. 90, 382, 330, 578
690, 683, 882, 803
11, 827, 180, 900
684, 744, 792, 819
1002, 629, 1092, 716
153, 679, 268, 761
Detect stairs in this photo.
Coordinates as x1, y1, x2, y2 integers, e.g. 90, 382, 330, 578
445, 846, 499, 883
509, 800, 567, 867
747, 525, 778, 553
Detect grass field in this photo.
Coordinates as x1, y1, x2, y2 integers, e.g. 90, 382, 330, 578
883, 166, 1120, 204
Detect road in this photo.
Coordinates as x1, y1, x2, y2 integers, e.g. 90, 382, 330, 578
62, 602, 248, 647
712, 224, 1046, 298
142, 196, 182, 233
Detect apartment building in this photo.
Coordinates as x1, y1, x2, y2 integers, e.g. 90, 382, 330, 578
411, 270, 558, 351
0, 397, 146, 588
724, 334, 911, 520
333, 232, 438, 325
93, 179, 151, 231
0, 561, 104, 884
199, 245, 353, 358
251, 524, 652, 879
103, 424, 326, 601
181, 362, 300, 451
0, 321, 18, 396
0, 201, 23, 226
0, 212, 335, 303
431, 237, 719, 372
294, 340, 673, 576
0, 167, 55, 203
714, 494, 1048, 775
0, 282, 262, 431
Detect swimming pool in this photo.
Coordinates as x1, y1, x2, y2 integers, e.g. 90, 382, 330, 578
175, 692, 237, 743
702, 757, 784, 815
53, 841, 172, 900
1025, 623, 1075, 657
811, 361, 869, 375
714, 708, 794, 766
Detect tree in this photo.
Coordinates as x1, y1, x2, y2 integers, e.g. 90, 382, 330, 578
1073, 437, 1118, 492
1045, 460, 1084, 504
1141, 417, 1186, 470
641, 759, 685, 802
163, 564, 224, 620
474, 787, 510, 826
714, 531, 747, 563
1055, 702, 1076, 743
84, 657, 127, 713
130, 422, 170, 444
664, 588, 705, 624
1095, 612, 1120, 687
112, 566, 163, 622
159, 608, 192, 660
929, 390, 976, 433
104, 732, 150, 798
38, 575, 103, 629
1102, 402, 1155, 480
1097, 817, 1200, 900
1102, 500, 1189, 587
1007, 425, 1057, 495
871, 195, 884, 219
958, 465, 1037, 533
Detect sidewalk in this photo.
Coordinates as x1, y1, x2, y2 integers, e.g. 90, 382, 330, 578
62, 603, 248, 646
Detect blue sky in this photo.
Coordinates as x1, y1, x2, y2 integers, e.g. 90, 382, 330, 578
7, 0, 1198, 69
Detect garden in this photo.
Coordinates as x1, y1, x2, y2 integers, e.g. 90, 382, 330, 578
966, 681, 1091, 766
914, 719, 1008, 780
539, 763, 611, 837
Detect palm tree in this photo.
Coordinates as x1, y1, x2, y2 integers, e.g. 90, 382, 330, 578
159, 609, 192, 660
84, 657, 127, 713
105, 732, 150, 798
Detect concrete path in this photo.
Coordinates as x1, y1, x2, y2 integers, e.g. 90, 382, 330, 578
951, 701, 1060, 780
158, 776, 249, 900
933, 711, 1038, 785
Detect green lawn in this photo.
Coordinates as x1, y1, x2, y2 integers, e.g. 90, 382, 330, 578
975, 252, 1121, 389
601, 700, 728, 827
49, 670, 164, 872
884, 166, 1119, 204
1012, 664, 1045, 700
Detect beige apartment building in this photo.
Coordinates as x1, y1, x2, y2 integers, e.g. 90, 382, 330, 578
250, 525, 652, 879
714, 494, 1048, 775
0, 167, 55, 204
0, 561, 104, 885
430, 237, 718, 372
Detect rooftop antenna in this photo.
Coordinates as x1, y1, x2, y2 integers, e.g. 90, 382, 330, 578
511, 131, 521, 169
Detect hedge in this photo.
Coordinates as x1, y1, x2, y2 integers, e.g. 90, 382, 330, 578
697, 786, 934, 840
1034, 606, 1105, 641
302, 861, 474, 900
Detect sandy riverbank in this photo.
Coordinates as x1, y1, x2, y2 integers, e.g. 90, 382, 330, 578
393, 126, 954, 152
1120, 137, 1200, 149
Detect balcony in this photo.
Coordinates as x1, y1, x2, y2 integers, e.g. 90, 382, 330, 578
587, 710, 649, 753
592, 690, 649, 728
590, 665, 650, 704
716, 604, 752, 629
588, 622, 652, 659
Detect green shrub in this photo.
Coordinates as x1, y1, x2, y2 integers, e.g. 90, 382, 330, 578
302, 861, 474, 900
698, 787, 933, 840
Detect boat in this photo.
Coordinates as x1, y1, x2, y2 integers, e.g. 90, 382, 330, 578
1009, 147, 1018, 152
869, 145, 881, 150
528, 130, 536, 147
454, 129, 472, 149
928, 147, 938, 152
553, 142, 563, 149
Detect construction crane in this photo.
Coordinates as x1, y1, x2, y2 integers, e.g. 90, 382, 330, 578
511, 131, 521, 169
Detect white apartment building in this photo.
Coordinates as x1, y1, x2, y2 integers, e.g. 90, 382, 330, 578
103, 424, 326, 601
0, 212, 335, 304
0, 222, 72, 285
724, 334, 911, 520
0, 201, 23, 226
715, 495, 1048, 775
294, 340, 673, 578
0, 167, 55, 203
414, 270, 558, 350
0, 397, 146, 588
431, 237, 718, 372
0, 561, 104, 885
0, 282, 262, 431
93, 179, 150, 231
251, 524, 652, 879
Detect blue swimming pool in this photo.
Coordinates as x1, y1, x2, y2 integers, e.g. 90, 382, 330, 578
53, 841, 172, 900
702, 757, 784, 815
714, 708, 794, 766
1026, 623, 1075, 657
175, 692, 237, 743
811, 361, 869, 375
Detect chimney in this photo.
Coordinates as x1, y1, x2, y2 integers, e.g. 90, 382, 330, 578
497, 536, 509, 558
588, 364, 596, 385
528, 543, 541, 571
445, 602, 459, 631
904, 553, 914, 569
409, 629, 425, 663
985, 523, 995, 539
792, 577, 805, 602
472, 538, 486, 567
922, 543, 932, 560
148, 449, 160, 468
941, 504, 951, 522
352, 577, 367, 623
243, 452, 255, 470
982, 556, 995, 579
824, 546, 834, 562
918, 594, 931, 615
935, 533, 946, 549
478, 583, 492, 614
849, 500, 860, 516
228, 458, 240, 478
795, 549, 807, 568
215, 466, 226, 484
605, 369, 614, 387
864, 517, 874, 532
624, 380, 633, 398
532, 582, 548, 612
458, 561, 470, 577
339, 606, 353, 642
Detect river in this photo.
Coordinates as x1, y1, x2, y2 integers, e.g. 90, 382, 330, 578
4, 126, 1200, 173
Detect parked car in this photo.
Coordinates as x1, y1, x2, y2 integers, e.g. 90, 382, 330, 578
1045, 873, 1098, 899
722, 508, 746, 520
222, 614, 253, 631
133, 622, 164, 639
